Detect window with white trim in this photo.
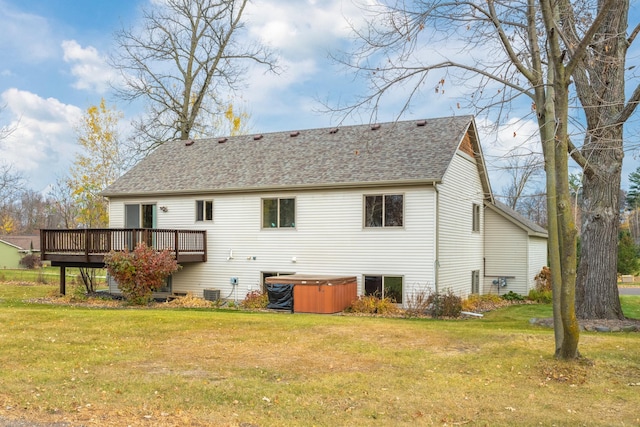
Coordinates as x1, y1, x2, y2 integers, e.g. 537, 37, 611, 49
472, 203, 481, 232
364, 275, 403, 303
364, 194, 403, 228
196, 200, 213, 222
262, 198, 295, 228
471, 270, 480, 294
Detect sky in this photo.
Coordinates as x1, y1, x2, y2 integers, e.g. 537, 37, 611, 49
0, 0, 638, 196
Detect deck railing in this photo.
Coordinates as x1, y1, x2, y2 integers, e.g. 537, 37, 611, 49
40, 228, 207, 264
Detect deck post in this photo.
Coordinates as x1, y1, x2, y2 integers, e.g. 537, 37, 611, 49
202, 231, 207, 262
59, 266, 66, 296
84, 229, 90, 263
174, 231, 179, 260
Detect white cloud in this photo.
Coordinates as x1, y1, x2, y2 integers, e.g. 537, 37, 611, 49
62, 40, 116, 93
246, 0, 367, 58
234, 0, 381, 131
0, 1, 58, 63
0, 89, 82, 191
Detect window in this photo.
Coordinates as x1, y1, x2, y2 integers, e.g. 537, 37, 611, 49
364, 275, 403, 303
196, 200, 213, 222
262, 198, 295, 228
125, 204, 156, 228
124, 203, 156, 249
261, 271, 295, 293
471, 270, 480, 294
364, 194, 403, 227
158, 275, 172, 293
472, 203, 481, 232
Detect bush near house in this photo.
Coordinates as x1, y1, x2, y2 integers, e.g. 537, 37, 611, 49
426, 289, 462, 318
18, 254, 42, 269
346, 295, 401, 315
529, 266, 553, 303
462, 294, 507, 312
104, 243, 181, 305
241, 290, 269, 309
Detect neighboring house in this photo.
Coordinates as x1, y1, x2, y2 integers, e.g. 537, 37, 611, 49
100, 115, 547, 304
0, 235, 41, 269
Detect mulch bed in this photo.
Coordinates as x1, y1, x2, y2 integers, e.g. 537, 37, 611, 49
531, 317, 640, 332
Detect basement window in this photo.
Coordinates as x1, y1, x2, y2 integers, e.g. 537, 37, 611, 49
471, 270, 480, 294
364, 275, 403, 304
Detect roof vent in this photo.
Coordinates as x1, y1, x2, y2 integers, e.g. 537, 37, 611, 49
253, 134, 263, 140
371, 124, 381, 130
218, 138, 228, 144
416, 120, 427, 127
290, 131, 300, 137
329, 128, 339, 134
184, 139, 195, 146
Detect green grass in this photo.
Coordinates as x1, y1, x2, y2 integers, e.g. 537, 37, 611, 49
0, 284, 638, 427
621, 295, 640, 318
0, 267, 106, 287
0, 267, 106, 282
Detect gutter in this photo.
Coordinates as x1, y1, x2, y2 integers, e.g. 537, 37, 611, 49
101, 178, 442, 198
434, 183, 440, 294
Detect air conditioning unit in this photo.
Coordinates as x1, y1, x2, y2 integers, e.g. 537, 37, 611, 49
203, 288, 221, 301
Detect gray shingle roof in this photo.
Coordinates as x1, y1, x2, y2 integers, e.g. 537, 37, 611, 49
103, 115, 475, 196
0, 235, 40, 251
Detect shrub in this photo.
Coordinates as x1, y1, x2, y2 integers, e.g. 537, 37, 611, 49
346, 295, 400, 315
104, 243, 181, 305
241, 290, 269, 309
528, 288, 552, 304
165, 293, 215, 308
36, 271, 48, 284
462, 293, 504, 312
534, 266, 552, 292
404, 284, 434, 317
501, 290, 525, 301
19, 254, 42, 269
426, 289, 462, 318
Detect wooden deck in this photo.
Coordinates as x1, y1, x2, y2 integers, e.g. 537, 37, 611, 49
40, 228, 207, 267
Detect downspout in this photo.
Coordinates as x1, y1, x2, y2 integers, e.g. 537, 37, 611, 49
434, 183, 440, 294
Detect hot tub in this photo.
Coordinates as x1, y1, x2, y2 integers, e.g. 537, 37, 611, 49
264, 274, 357, 314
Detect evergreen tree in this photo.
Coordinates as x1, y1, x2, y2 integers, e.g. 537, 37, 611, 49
618, 229, 639, 275
626, 167, 640, 209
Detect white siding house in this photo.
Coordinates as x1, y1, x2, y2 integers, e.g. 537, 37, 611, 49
483, 202, 548, 295
103, 116, 547, 305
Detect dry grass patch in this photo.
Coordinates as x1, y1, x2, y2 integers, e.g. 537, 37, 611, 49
0, 284, 639, 426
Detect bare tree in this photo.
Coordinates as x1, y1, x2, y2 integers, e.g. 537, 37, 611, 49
47, 178, 80, 230
0, 165, 25, 234
14, 190, 51, 234
111, 0, 277, 154
518, 190, 548, 228
0, 163, 24, 206
336, 0, 636, 358
500, 154, 544, 211
0, 104, 16, 142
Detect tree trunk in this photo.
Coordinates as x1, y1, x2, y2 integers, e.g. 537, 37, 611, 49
571, 1, 628, 320
576, 126, 625, 320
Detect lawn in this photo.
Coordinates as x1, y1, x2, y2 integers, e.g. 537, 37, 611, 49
0, 267, 106, 286
0, 283, 638, 426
